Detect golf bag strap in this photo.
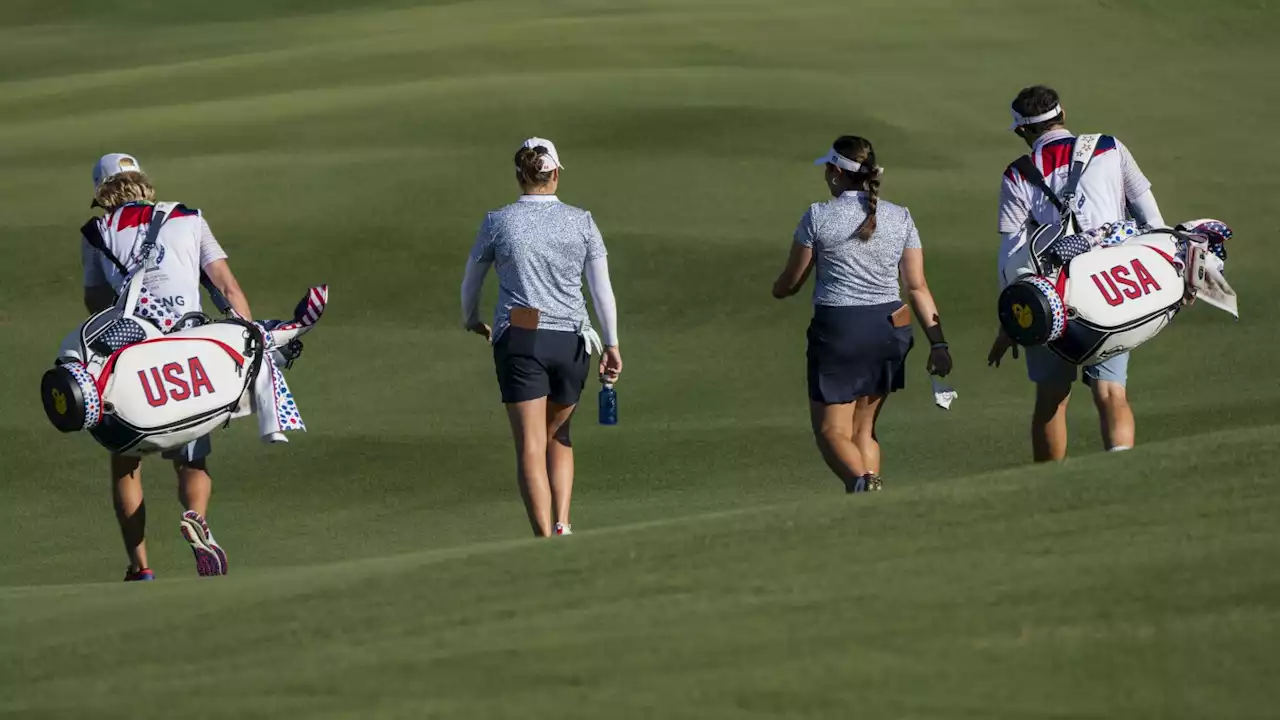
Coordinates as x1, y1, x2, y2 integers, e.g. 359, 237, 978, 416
137, 203, 172, 260
81, 203, 173, 277
1061, 133, 1103, 207
1012, 155, 1066, 214
80, 220, 129, 276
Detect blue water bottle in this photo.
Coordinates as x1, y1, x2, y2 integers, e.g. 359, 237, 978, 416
598, 382, 618, 426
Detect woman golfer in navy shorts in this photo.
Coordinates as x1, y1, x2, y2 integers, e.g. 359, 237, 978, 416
773, 136, 952, 493
461, 138, 623, 537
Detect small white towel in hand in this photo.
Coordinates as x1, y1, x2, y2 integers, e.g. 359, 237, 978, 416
931, 377, 958, 410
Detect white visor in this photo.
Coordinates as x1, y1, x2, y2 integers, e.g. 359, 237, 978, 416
813, 148, 883, 175
1009, 104, 1063, 130
814, 149, 863, 173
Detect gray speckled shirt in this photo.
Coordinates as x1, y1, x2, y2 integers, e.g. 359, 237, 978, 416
471, 195, 607, 340
794, 191, 922, 307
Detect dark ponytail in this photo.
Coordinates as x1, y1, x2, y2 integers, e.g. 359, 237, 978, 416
831, 136, 880, 241
514, 146, 555, 188
858, 167, 881, 241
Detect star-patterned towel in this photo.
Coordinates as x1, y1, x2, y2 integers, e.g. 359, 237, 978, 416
249, 352, 305, 442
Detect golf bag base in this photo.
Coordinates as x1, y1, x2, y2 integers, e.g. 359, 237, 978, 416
998, 275, 1065, 347
41, 364, 96, 433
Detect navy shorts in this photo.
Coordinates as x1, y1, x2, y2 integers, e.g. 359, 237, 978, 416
494, 327, 589, 406
807, 302, 913, 404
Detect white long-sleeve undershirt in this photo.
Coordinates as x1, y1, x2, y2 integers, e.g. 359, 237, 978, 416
1128, 188, 1165, 228
585, 256, 618, 346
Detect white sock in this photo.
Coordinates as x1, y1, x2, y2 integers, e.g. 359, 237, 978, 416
1108, 445, 1132, 452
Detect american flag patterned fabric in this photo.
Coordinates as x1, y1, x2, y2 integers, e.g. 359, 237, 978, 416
1180, 219, 1231, 263
273, 285, 328, 333
1048, 233, 1093, 264
97, 319, 148, 352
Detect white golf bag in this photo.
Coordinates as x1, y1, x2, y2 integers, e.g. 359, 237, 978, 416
998, 218, 1236, 365
41, 203, 328, 455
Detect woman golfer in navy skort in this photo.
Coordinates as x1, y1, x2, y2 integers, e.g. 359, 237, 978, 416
773, 136, 952, 493
461, 138, 623, 537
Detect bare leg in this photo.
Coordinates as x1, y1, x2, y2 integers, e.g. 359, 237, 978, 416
1091, 380, 1135, 451
506, 399, 553, 537
851, 395, 887, 476
111, 455, 148, 571
1032, 382, 1072, 462
546, 402, 578, 528
175, 460, 212, 517
810, 401, 868, 485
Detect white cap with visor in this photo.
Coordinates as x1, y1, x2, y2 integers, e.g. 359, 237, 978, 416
520, 137, 564, 173
92, 153, 143, 188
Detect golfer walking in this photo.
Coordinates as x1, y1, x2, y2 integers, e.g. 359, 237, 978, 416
461, 138, 622, 537
81, 153, 254, 579
989, 85, 1166, 462
773, 136, 952, 492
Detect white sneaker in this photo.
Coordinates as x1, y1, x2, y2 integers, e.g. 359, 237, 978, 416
554, 522, 572, 536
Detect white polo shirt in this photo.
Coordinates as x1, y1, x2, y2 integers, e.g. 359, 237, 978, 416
82, 202, 227, 315
997, 129, 1154, 276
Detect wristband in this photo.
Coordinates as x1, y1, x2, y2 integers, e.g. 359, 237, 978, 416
923, 322, 946, 346
931, 342, 949, 350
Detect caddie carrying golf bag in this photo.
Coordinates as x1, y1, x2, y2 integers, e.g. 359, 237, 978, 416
39, 202, 328, 455
994, 134, 1237, 365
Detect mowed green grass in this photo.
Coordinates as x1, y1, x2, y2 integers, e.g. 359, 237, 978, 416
0, 0, 1277, 717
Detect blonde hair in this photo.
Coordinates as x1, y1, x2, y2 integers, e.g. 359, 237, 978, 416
93, 171, 156, 209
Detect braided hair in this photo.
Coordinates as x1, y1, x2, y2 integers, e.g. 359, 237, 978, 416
831, 136, 880, 241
